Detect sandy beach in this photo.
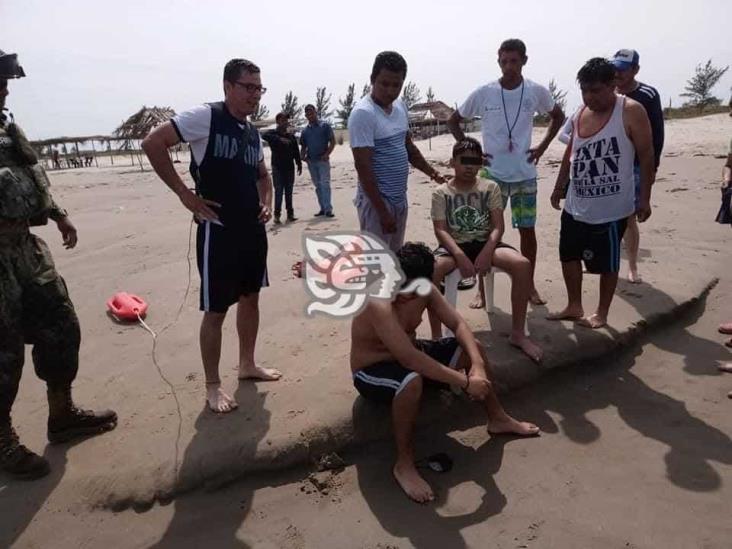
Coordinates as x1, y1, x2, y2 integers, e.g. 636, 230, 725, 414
2, 112, 731, 548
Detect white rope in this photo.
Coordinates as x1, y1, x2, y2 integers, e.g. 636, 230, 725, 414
137, 312, 182, 483
137, 314, 157, 339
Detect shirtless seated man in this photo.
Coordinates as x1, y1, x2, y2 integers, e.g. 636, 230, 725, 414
350, 242, 539, 503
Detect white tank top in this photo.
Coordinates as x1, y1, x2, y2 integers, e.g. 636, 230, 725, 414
564, 95, 636, 224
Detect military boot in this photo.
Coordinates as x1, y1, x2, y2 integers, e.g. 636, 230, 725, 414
0, 418, 50, 480
47, 386, 117, 444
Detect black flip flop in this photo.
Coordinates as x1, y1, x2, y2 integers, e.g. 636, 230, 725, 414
415, 452, 453, 473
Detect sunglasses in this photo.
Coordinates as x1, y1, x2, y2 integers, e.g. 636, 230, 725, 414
233, 81, 267, 94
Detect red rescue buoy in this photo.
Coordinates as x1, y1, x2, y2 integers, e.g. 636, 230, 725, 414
107, 292, 148, 322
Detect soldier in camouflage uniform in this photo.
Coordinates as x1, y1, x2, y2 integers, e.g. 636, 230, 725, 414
0, 49, 117, 480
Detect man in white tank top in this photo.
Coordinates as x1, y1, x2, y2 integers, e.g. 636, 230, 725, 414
548, 58, 654, 329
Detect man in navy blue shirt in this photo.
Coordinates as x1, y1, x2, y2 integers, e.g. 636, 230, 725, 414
300, 104, 336, 217
613, 49, 664, 284
143, 58, 281, 414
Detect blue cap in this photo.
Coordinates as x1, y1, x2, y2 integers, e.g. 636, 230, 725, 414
612, 49, 639, 71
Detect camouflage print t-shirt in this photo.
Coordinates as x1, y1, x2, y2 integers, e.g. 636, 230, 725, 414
430, 177, 503, 244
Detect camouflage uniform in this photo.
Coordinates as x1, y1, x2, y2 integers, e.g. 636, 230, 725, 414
0, 118, 80, 420
1, 49, 116, 480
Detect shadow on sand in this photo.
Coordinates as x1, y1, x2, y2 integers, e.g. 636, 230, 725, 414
347, 289, 730, 547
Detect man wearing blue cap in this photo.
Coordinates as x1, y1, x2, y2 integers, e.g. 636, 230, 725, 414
612, 49, 664, 284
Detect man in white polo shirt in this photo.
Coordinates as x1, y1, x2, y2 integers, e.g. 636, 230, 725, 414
448, 38, 565, 306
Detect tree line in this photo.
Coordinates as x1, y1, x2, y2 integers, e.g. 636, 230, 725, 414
250, 59, 729, 127
250, 81, 429, 128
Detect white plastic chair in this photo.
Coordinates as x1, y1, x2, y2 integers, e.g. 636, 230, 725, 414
442, 268, 527, 337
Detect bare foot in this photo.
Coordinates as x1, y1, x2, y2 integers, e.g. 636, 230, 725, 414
509, 334, 543, 363
206, 385, 238, 413
546, 306, 584, 321
238, 364, 282, 381
718, 322, 732, 335
469, 290, 485, 309
529, 290, 547, 306
393, 462, 434, 504
628, 270, 642, 284
577, 313, 607, 329
718, 362, 732, 373
488, 415, 540, 436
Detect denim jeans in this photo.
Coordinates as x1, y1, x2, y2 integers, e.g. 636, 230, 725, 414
272, 167, 295, 217
307, 160, 332, 214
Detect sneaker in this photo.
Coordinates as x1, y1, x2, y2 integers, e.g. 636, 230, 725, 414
1, 422, 50, 480
325, 211, 335, 218
48, 406, 118, 444
286, 215, 298, 222
314, 211, 325, 217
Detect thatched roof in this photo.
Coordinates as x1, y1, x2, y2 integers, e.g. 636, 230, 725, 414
408, 101, 455, 125
114, 106, 176, 140
32, 135, 117, 148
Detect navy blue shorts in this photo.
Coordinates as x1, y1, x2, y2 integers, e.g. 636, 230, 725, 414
196, 221, 269, 313
559, 211, 627, 274
435, 240, 517, 263
353, 338, 461, 403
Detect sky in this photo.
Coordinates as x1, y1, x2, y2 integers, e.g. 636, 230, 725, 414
3, 0, 731, 139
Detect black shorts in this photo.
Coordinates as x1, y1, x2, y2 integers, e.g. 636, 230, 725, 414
559, 210, 628, 274
196, 221, 269, 313
435, 240, 517, 262
353, 337, 461, 403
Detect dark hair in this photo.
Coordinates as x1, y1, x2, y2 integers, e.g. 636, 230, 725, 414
396, 242, 434, 282
577, 57, 616, 86
498, 39, 527, 58
275, 112, 289, 123
304, 104, 316, 111
223, 58, 260, 83
452, 137, 483, 158
370, 51, 408, 82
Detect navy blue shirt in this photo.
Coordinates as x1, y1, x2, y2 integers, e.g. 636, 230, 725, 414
300, 120, 334, 161
627, 82, 664, 168
174, 102, 263, 227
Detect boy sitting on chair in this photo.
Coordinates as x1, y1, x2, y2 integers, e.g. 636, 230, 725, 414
428, 138, 542, 362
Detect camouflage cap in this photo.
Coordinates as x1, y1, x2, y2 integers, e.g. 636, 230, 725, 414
0, 50, 26, 79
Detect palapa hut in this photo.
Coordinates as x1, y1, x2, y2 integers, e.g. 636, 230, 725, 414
114, 106, 176, 169
29, 106, 177, 170
408, 101, 456, 145
32, 134, 113, 169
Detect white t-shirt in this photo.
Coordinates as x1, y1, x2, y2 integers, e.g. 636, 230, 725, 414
458, 78, 554, 182
172, 104, 264, 166
348, 96, 410, 205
